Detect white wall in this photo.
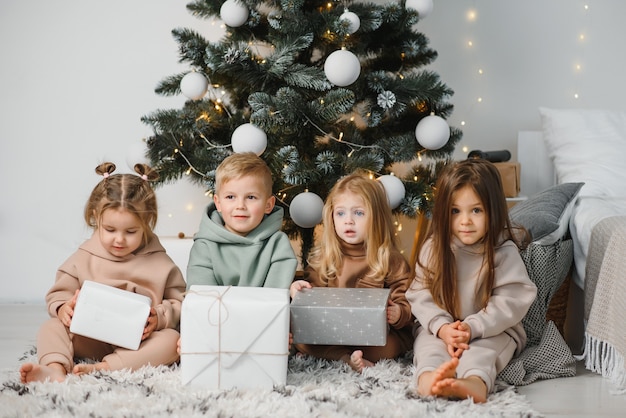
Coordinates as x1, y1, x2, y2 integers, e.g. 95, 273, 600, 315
2, 1, 625, 302
417, 1, 626, 161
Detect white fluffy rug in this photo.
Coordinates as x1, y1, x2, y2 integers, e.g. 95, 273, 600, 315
1, 349, 541, 418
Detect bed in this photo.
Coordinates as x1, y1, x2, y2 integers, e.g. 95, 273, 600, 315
516, 107, 626, 394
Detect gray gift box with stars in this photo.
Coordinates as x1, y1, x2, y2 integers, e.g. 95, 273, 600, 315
290, 288, 390, 346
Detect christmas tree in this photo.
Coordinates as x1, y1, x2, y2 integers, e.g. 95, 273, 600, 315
141, 0, 461, 265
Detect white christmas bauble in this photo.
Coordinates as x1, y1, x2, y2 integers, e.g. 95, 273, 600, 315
415, 114, 450, 150
324, 49, 361, 87
406, 0, 434, 18
290, 192, 324, 228
220, 0, 249, 27
378, 175, 406, 209
340, 10, 360, 34
180, 72, 208, 100
231, 123, 267, 155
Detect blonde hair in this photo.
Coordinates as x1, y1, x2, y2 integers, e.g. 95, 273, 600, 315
215, 152, 273, 196
84, 162, 159, 246
308, 172, 400, 286
417, 159, 525, 318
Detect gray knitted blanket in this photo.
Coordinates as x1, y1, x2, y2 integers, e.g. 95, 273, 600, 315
582, 215, 626, 393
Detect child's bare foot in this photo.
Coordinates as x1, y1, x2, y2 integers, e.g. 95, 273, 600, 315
417, 371, 435, 396
19, 362, 66, 383
429, 357, 487, 403
418, 357, 457, 396
432, 375, 487, 403
342, 350, 374, 373
72, 361, 110, 376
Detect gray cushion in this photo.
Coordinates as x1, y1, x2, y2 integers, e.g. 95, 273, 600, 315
497, 239, 576, 385
509, 182, 584, 245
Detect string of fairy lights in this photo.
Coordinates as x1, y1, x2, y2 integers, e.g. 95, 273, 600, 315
454, 2, 592, 156
572, 4, 591, 101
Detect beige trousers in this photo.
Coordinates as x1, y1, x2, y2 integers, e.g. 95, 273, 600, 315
413, 325, 517, 393
36, 317, 180, 373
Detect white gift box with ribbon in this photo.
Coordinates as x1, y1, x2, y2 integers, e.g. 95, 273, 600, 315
180, 285, 290, 389
69, 280, 152, 350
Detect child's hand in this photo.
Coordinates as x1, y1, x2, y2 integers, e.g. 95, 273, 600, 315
142, 307, 157, 341
386, 299, 401, 325
176, 337, 181, 355
456, 321, 471, 343
437, 320, 470, 357
449, 322, 471, 357
289, 280, 312, 299
58, 289, 79, 328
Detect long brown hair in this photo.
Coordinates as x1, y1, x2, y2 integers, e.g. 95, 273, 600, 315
308, 172, 399, 286
84, 162, 159, 246
417, 159, 524, 318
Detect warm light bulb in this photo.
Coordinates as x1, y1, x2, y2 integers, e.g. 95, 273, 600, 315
467, 10, 477, 21
478, 69, 483, 75
574, 93, 579, 99
477, 97, 482, 103
461, 121, 466, 126
462, 146, 469, 153
468, 41, 473, 47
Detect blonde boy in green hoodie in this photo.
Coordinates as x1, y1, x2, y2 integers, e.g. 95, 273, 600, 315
186, 152, 297, 289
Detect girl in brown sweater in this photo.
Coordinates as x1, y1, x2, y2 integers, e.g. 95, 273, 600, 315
290, 172, 414, 373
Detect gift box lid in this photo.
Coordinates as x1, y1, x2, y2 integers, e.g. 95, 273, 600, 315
290, 287, 390, 308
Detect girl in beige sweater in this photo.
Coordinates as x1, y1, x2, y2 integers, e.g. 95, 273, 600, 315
407, 159, 536, 403
20, 162, 186, 383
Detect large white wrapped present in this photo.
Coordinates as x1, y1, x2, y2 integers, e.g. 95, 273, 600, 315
181, 285, 290, 389
69, 280, 152, 350
291, 287, 390, 346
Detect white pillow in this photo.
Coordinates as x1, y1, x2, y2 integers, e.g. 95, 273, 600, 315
539, 107, 626, 197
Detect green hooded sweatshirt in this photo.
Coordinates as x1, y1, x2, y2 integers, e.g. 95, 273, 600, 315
186, 202, 297, 290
